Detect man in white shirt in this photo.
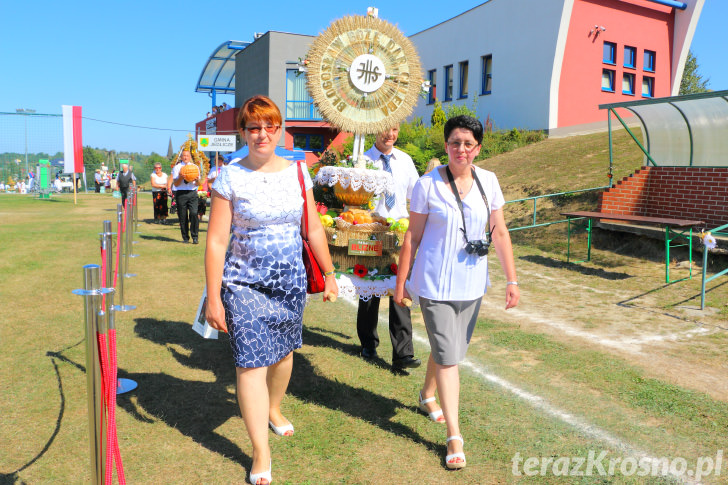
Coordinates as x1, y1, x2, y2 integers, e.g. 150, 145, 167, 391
94, 169, 102, 192
358, 126, 422, 371
172, 149, 200, 244
117, 164, 136, 208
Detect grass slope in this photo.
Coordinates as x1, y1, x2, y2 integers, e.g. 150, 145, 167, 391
2, 131, 727, 483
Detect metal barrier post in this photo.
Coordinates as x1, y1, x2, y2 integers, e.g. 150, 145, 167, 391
133, 186, 139, 236
125, 195, 138, 260
108, 289, 137, 394
72, 265, 110, 484
102, 221, 113, 290
116, 204, 136, 312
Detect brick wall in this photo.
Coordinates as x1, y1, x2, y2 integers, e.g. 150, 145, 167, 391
598, 166, 728, 228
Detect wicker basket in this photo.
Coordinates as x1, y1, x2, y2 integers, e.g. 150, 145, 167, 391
329, 246, 399, 274
333, 182, 375, 206
325, 225, 403, 249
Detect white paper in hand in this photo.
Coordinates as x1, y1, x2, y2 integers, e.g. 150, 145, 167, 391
192, 287, 218, 339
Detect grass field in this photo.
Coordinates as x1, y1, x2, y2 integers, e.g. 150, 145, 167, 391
1, 133, 727, 484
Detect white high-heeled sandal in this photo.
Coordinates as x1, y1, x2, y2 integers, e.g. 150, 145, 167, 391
249, 459, 272, 484
268, 420, 294, 436
445, 436, 466, 470
418, 391, 445, 423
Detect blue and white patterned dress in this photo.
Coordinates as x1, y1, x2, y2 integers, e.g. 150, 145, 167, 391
212, 160, 312, 368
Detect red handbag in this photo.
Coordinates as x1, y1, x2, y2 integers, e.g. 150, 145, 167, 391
297, 161, 326, 294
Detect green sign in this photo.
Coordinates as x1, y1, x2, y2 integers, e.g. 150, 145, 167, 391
38, 159, 50, 198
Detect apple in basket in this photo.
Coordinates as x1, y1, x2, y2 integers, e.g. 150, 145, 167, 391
320, 215, 334, 227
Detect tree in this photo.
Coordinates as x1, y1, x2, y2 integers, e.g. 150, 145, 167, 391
679, 50, 709, 95
430, 101, 446, 127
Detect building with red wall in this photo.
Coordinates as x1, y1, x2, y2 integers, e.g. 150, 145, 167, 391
195, 1, 705, 159
559, 0, 676, 127
410, 0, 704, 135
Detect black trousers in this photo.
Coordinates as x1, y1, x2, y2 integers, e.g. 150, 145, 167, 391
357, 296, 414, 360
175, 189, 199, 241
120, 187, 129, 208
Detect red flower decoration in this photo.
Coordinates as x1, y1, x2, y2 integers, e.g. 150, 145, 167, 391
353, 264, 368, 278
390, 263, 398, 275
316, 202, 328, 215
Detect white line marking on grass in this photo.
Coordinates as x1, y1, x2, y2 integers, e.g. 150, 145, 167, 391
518, 269, 615, 295
410, 332, 634, 451
337, 297, 690, 483
504, 308, 711, 353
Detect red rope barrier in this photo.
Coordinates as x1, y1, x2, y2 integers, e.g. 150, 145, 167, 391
107, 329, 125, 484
100, 227, 126, 483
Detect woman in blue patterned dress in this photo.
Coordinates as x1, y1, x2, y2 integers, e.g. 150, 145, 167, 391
205, 95, 338, 485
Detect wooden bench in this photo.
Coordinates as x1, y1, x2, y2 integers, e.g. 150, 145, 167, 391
561, 211, 704, 283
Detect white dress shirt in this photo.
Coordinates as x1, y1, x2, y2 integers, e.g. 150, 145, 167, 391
407, 166, 505, 301
171, 161, 198, 191
363, 145, 420, 220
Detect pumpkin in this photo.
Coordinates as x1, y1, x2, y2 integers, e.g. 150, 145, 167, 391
180, 163, 200, 182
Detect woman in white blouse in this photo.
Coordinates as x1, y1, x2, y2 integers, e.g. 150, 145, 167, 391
150, 162, 169, 224
394, 115, 519, 470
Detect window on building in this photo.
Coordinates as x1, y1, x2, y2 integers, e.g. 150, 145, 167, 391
285, 69, 321, 120
444, 65, 453, 101
624, 46, 636, 69
622, 72, 635, 95
601, 69, 615, 92
642, 76, 654, 98
427, 69, 437, 104
293, 134, 324, 152
458, 61, 469, 99
481, 55, 492, 95
644, 50, 656, 72
603, 41, 616, 64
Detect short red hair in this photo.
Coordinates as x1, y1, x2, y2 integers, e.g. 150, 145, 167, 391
237, 95, 282, 130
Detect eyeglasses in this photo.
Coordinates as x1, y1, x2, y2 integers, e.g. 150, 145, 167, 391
447, 140, 479, 151
245, 125, 280, 135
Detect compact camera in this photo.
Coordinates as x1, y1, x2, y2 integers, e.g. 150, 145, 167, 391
465, 239, 490, 256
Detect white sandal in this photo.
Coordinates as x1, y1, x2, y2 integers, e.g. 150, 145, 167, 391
445, 436, 466, 470
418, 391, 445, 423
268, 420, 294, 436
249, 459, 272, 484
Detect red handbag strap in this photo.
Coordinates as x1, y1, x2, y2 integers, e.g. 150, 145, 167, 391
297, 161, 309, 238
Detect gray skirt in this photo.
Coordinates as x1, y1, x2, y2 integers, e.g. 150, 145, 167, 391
420, 297, 482, 365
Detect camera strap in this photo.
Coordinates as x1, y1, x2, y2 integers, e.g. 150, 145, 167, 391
445, 166, 491, 244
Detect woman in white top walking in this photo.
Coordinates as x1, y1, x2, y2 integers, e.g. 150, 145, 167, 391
394, 115, 520, 470
150, 162, 169, 223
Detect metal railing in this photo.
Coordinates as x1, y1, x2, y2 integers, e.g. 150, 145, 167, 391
505, 186, 608, 232
701, 223, 728, 310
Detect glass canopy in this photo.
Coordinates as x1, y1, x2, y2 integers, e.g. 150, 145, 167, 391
195, 40, 250, 95
600, 90, 728, 167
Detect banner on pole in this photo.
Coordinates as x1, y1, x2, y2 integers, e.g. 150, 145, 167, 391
197, 135, 236, 152
62, 105, 84, 174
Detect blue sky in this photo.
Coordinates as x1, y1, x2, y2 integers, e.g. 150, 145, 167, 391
1, 0, 725, 156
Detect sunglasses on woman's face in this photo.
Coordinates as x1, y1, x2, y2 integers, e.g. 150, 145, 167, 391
245, 125, 280, 135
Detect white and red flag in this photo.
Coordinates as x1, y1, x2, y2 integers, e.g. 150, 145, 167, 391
62, 105, 84, 174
